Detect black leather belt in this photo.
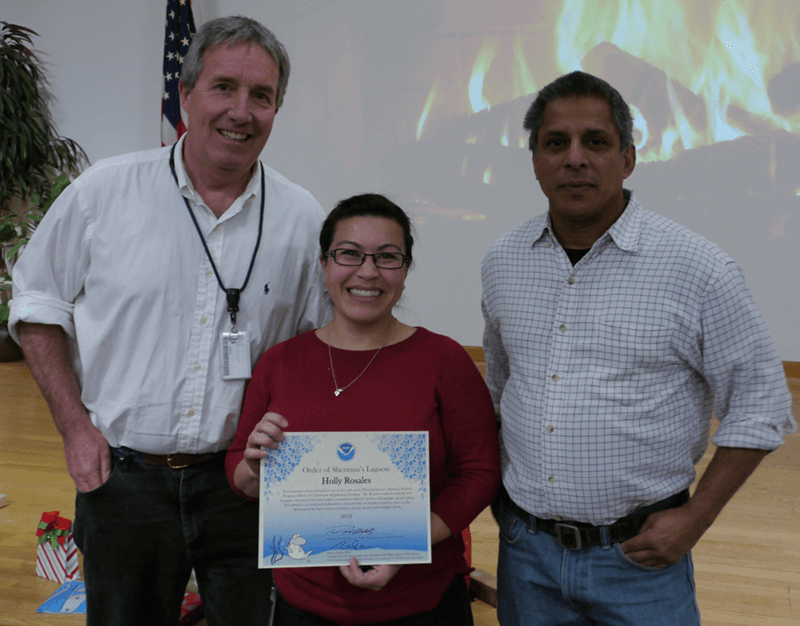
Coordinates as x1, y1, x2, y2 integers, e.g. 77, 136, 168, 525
112, 447, 225, 469
140, 451, 224, 469
500, 487, 689, 550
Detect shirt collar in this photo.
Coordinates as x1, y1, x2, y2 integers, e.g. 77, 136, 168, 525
532, 189, 643, 252
531, 214, 552, 245
605, 189, 642, 253
171, 135, 261, 221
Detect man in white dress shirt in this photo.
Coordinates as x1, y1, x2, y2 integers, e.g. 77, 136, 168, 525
10, 16, 329, 626
482, 71, 795, 625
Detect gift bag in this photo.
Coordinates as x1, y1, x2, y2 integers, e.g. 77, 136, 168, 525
35, 511, 80, 583
179, 590, 203, 626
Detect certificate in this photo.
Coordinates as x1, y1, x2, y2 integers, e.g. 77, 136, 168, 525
258, 431, 430, 568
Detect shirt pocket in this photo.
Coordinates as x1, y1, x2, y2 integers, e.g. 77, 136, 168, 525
590, 312, 682, 405
594, 314, 675, 367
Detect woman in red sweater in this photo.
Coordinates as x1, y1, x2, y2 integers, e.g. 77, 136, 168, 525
226, 194, 500, 626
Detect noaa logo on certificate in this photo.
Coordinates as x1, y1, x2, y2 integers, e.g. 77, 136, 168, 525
337, 443, 355, 461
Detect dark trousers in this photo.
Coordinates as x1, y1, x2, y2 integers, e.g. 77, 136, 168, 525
73, 448, 272, 626
273, 575, 475, 626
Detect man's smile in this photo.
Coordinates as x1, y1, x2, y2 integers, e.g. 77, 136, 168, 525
218, 129, 250, 141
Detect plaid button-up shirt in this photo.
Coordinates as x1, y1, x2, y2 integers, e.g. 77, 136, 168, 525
482, 192, 795, 525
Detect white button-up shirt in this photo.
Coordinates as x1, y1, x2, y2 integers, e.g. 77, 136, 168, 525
482, 192, 795, 525
10, 137, 331, 454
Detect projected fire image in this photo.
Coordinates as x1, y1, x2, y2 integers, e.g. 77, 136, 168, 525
407, 0, 800, 225
286, 0, 798, 351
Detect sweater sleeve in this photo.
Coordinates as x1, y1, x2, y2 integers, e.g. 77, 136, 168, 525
430, 338, 501, 535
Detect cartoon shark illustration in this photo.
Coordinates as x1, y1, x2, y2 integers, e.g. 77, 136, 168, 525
286, 534, 313, 561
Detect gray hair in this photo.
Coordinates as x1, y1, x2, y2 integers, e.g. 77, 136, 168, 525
523, 71, 633, 153
180, 15, 291, 108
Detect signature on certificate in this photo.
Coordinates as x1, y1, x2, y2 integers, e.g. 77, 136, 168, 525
329, 538, 376, 551
326, 524, 376, 536
325, 525, 377, 551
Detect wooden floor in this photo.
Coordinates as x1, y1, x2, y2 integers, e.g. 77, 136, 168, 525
1, 360, 798, 625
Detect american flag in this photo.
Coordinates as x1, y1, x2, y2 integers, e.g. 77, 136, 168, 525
161, 0, 196, 146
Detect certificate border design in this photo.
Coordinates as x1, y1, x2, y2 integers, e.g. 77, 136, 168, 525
261, 433, 323, 499
258, 431, 431, 568
368, 433, 428, 496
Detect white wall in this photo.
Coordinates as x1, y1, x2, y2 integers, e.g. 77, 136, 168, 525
6, 0, 800, 358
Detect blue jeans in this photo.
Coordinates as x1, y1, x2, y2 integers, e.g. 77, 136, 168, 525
495, 495, 701, 626
73, 447, 272, 626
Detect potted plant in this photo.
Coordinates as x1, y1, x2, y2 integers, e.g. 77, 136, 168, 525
0, 21, 88, 361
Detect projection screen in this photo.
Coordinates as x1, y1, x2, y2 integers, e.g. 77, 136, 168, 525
262, 0, 800, 358
7, 0, 800, 358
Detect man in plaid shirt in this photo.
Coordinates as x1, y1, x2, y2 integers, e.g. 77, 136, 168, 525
482, 71, 795, 626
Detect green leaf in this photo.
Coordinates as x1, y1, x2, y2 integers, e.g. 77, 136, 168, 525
0, 222, 16, 243
0, 21, 88, 210
7, 239, 25, 258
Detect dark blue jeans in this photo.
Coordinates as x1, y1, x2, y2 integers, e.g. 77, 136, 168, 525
273, 575, 474, 626
73, 447, 272, 626
495, 494, 701, 626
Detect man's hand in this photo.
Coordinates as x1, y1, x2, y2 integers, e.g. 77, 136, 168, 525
621, 447, 770, 568
339, 558, 402, 591
619, 505, 708, 568
17, 322, 110, 493
63, 419, 111, 493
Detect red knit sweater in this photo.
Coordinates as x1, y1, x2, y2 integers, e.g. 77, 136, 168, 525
226, 328, 500, 625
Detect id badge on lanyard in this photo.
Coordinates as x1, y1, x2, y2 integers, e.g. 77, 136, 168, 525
220, 288, 252, 380
221, 330, 252, 380
169, 143, 265, 383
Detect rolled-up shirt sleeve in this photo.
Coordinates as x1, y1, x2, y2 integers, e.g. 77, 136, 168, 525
9, 182, 92, 343
700, 261, 796, 450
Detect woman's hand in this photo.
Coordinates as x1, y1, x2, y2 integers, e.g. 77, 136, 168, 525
241, 412, 288, 479
338, 558, 402, 591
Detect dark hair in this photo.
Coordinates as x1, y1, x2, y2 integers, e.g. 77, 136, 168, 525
180, 16, 291, 108
319, 194, 414, 263
523, 71, 633, 153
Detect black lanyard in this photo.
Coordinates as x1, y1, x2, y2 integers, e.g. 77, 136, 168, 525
169, 143, 265, 332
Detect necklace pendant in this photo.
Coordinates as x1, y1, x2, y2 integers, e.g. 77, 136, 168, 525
327, 328, 384, 399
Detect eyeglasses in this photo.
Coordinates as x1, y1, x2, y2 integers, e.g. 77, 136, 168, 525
324, 249, 409, 269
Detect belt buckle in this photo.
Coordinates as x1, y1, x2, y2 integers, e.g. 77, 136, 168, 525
554, 523, 582, 550
166, 454, 189, 469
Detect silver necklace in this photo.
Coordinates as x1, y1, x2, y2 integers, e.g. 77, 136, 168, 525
327, 329, 383, 397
